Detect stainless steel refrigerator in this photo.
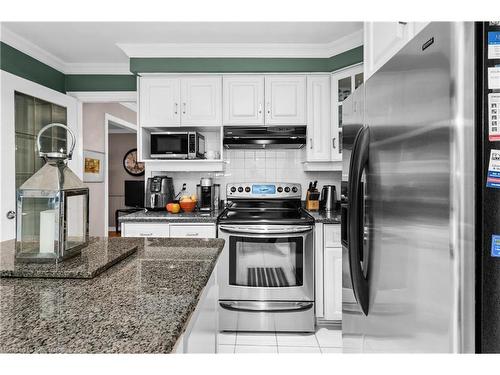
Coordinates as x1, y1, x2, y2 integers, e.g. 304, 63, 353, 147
341, 22, 500, 353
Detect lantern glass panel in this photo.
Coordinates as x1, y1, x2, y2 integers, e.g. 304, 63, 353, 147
17, 193, 60, 260
65, 193, 88, 251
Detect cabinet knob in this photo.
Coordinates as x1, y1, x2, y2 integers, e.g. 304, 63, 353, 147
6, 210, 15, 220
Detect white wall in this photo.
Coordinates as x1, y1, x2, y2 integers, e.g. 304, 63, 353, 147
82, 103, 136, 236
151, 148, 341, 201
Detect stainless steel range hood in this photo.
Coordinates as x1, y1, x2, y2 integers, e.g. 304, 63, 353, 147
223, 126, 306, 149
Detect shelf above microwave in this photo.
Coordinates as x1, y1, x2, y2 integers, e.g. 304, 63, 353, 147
144, 159, 226, 172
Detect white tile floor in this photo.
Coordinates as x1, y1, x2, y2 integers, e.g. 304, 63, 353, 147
217, 326, 342, 354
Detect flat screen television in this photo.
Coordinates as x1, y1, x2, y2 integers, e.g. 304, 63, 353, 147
124, 180, 144, 208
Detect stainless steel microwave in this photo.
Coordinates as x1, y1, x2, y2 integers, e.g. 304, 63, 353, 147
150, 132, 205, 159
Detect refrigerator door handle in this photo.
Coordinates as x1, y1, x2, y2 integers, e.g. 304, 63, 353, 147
347, 125, 370, 316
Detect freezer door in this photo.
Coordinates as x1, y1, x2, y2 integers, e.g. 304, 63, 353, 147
342, 22, 475, 353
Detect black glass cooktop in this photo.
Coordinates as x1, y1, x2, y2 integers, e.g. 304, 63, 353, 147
218, 199, 314, 225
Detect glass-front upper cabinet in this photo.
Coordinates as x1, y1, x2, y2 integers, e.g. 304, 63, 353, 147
331, 64, 363, 161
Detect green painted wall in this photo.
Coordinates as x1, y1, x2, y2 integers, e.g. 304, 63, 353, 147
130, 46, 363, 74
327, 46, 363, 71
1, 41, 362, 93
0, 42, 66, 93
65, 74, 136, 92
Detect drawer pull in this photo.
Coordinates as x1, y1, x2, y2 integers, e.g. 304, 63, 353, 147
185, 232, 199, 237
139, 232, 153, 236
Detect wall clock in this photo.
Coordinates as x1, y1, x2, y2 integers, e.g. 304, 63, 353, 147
123, 148, 145, 176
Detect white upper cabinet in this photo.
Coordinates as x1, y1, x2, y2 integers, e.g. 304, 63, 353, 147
364, 22, 430, 80
139, 75, 222, 127
139, 77, 181, 127
265, 75, 306, 125
331, 64, 364, 162
180, 76, 222, 126
223, 75, 265, 125
306, 75, 331, 161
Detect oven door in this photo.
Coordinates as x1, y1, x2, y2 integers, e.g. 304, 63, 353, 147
218, 225, 314, 302
150, 132, 188, 158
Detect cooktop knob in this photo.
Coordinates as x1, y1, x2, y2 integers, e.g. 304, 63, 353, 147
284, 186, 291, 193
245, 186, 251, 192
230, 187, 236, 193
292, 186, 298, 193
277, 186, 283, 193
238, 186, 244, 193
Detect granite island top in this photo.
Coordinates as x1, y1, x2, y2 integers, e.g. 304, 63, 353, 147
0, 237, 224, 354
0, 237, 138, 279
119, 209, 219, 223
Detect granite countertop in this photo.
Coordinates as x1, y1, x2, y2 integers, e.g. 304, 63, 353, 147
305, 210, 341, 224
0, 237, 224, 354
119, 209, 219, 223
0, 237, 137, 279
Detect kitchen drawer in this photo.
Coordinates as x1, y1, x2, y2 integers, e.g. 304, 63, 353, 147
324, 224, 341, 247
122, 223, 170, 237
169, 224, 216, 238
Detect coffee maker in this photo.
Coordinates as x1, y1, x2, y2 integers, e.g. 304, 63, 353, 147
145, 176, 174, 210
197, 177, 215, 212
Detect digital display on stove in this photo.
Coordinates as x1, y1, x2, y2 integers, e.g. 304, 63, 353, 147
252, 184, 276, 195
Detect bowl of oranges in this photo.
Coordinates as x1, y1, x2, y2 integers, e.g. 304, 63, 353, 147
179, 195, 197, 213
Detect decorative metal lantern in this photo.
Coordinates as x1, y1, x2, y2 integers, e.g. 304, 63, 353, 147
15, 123, 89, 263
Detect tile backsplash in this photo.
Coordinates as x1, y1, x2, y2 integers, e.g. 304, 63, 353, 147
151, 149, 341, 201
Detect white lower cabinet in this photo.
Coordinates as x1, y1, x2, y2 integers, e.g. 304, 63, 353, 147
121, 222, 216, 239
121, 223, 170, 238
324, 246, 342, 320
315, 223, 342, 321
169, 224, 216, 238
175, 262, 219, 353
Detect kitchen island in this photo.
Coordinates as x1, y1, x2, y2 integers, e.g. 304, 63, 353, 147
0, 237, 224, 353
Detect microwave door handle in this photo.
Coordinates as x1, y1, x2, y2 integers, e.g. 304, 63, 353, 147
347, 125, 370, 316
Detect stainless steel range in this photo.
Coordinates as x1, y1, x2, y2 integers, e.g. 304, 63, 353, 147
217, 182, 315, 332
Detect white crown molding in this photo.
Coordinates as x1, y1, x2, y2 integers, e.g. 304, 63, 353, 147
0, 25, 67, 72
1, 24, 362, 75
117, 29, 363, 59
324, 29, 363, 57
1, 25, 132, 75
67, 91, 136, 103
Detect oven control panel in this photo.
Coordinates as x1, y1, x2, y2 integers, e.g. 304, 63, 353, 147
226, 182, 301, 198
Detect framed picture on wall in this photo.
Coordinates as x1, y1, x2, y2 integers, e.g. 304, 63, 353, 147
83, 150, 105, 183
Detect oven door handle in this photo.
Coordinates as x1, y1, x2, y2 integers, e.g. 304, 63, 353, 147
219, 301, 313, 313
218, 225, 313, 234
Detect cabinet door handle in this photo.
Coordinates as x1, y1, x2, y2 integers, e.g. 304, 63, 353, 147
266, 102, 271, 115
139, 232, 153, 237
310, 138, 313, 149
332, 137, 336, 149
174, 102, 178, 115
258, 103, 262, 114
182, 102, 186, 115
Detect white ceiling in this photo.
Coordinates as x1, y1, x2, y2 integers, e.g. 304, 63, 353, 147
0, 22, 363, 73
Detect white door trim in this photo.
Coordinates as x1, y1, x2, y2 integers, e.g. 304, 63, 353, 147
0, 70, 80, 241
67, 91, 137, 103
104, 113, 137, 236
70, 91, 138, 237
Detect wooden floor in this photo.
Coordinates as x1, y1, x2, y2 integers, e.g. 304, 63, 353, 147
108, 231, 121, 237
